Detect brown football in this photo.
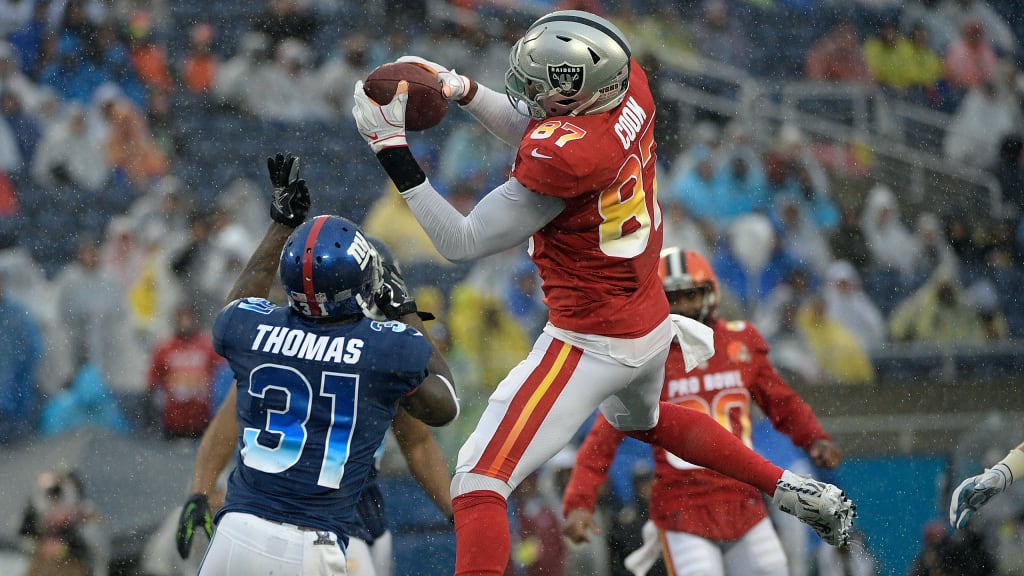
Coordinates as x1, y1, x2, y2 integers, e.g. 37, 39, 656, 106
363, 62, 448, 131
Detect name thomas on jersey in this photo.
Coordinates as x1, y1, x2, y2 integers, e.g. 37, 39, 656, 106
250, 324, 366, 364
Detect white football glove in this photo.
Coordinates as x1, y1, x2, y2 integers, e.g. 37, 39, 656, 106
396, 55, 472, 102
950, 464, 1010, 529
773, 470, 855, 547
352, 80, 408, 153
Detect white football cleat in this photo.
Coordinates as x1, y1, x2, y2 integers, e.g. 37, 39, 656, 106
773, 470, 856, 546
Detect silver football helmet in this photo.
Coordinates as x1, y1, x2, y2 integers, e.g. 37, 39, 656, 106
505, 10, 632, 119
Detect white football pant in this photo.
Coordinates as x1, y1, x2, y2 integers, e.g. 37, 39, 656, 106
197, 512, 347, 576
452, 331, 670, 498
662, 518, 788, 576
344, 531, 392, 576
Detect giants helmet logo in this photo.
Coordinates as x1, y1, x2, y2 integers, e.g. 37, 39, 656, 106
548, 63, 584, 97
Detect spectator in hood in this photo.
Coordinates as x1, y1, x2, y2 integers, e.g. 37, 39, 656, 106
944, 79, 1019, 170
31, 103, 109, 192
860, 184, 921, 280
889, 265, 987, 344
95, 82, 168, 191
822, 260, 887, 352
944, 19, 999, 90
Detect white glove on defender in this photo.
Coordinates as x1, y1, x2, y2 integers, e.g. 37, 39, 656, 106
396, 55, 472, 102
950, 464, 1010, 529
352, 80, 408, 153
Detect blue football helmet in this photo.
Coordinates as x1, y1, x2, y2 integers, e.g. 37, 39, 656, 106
279, 215, 383, 319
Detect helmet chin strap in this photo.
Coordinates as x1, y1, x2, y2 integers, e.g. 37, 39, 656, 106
698, 303, 710, 324
699, 290, 718, 325
565, 85, 627, 117
566, 90, 601, 116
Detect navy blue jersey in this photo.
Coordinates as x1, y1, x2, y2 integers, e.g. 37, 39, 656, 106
351, 466, 388, 543
348, 437, 387, 543
211, 297, 431, 541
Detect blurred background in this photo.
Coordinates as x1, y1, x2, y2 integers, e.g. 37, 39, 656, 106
1, 0, 1023, 574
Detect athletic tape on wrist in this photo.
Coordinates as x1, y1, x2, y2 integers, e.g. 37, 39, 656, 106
999, 448, 1024, 484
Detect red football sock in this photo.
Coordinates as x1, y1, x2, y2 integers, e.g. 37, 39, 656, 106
453, 490, 510, 575
625, 402, 784, 495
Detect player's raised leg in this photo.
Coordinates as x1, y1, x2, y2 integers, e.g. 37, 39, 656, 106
621, 402, 783, 494
622, 403, 855, 546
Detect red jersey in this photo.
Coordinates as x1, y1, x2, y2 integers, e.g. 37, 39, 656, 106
563, 319, 831, 541
148, 334, 223, 436
512, 61, 666, 338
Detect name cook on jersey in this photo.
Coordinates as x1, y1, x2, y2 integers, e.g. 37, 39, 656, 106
613, 96, 648, 150
250, 324, 367, 364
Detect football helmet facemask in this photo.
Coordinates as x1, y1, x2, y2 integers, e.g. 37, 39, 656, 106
505, 10, 631, 119
279, 215, 383, 320
659, 246, 719, 324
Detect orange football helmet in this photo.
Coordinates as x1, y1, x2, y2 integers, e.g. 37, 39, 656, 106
658, 246, 718, 323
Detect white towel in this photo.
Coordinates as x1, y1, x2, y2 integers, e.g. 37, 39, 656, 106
624, 519, 661, 576
543, 314, 713, 370
669, 314, 715, 372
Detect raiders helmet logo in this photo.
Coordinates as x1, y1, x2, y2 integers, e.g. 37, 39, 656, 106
548, 63, 584, 97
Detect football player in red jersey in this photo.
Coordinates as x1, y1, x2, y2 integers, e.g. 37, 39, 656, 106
562, 247, 843, 576
352, 10, 855, 575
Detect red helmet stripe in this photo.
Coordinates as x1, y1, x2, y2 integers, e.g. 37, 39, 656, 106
302, 216, 329, 316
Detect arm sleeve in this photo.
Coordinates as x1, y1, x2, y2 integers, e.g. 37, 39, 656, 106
1000, 448, 1024, 482
400, 177, 564, 263
748, 333, 831, 450
461, 83, 531, 147
562, 416, 627, 515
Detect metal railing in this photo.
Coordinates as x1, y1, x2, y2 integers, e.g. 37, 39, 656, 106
655, 54, 1006, 217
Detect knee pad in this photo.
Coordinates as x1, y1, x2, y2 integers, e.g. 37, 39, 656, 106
450, 471, 513, 499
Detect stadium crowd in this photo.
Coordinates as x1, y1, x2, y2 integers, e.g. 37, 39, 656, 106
1, 0, 1024, 575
